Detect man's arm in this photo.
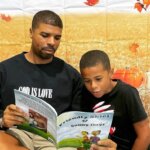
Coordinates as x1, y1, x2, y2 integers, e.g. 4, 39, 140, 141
72, 73, 83, 111
0, 99, 6, 130
132, 118, 150, 150
1, 104, 27, 128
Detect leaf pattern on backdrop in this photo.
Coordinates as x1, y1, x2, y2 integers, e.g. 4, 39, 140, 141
84, 0, 100, 6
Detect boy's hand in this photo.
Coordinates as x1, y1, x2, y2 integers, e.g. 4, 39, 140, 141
2, 104, 27, 128
90, 139, 117, 150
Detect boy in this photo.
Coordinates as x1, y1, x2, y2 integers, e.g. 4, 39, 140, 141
80, 50, 150, 150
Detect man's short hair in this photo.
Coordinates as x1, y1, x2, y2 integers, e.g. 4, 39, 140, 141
79, 50, 111, 71
32, 10, 63, 30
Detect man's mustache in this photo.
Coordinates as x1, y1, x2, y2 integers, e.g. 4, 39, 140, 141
42, 45, 55, 51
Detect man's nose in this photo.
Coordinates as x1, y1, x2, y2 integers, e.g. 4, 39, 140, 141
47, 37, 55, 45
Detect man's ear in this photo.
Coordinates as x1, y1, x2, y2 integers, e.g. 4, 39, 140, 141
29, 28, 32, 38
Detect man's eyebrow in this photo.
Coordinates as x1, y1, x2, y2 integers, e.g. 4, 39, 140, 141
40, 32, 62, 37
40, 32, 50, 34
55, 34, 61, 37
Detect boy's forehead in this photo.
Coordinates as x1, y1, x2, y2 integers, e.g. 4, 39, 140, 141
81, 64, 106, 75
82, 63, 104, 71
81, 63, 112, 78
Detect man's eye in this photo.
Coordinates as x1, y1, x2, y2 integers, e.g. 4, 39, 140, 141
41, 34, 48, 38
55, 36, 61, 40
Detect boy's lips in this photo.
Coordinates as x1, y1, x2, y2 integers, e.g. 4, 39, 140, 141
92, 91, 101, 94
92, 91, 103, 97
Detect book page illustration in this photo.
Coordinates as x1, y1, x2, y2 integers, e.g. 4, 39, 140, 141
57, 111, 114, 149
14, 89, 57, 144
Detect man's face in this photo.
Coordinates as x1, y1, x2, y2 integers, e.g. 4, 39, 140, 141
81, 64, 113, 98
30, 23, 62, 60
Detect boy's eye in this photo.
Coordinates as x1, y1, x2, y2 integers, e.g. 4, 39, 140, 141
84, 80, 90, 83
96, 78, 102, 81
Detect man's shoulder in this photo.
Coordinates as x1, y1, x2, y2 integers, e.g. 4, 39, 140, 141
0, 53, 24, 65
55, 57, 80, 74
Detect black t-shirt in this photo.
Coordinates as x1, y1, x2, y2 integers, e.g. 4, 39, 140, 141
81, 79, 147, 150
0, 52, 83, 117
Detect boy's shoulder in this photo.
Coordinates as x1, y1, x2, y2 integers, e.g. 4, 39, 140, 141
115, 79, 138, 94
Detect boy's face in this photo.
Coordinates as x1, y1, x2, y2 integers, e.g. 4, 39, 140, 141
81, 63, 114, 98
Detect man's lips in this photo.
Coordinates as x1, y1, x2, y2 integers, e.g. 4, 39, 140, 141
42, 49, 53, 52
41, 48, 56, 54
42, 46, 55, 52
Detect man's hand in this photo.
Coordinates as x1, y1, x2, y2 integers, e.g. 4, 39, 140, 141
90, 139, 117, 150
2, 104, 27, 128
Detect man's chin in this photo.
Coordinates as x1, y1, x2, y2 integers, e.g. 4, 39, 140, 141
40, 53, 54, 59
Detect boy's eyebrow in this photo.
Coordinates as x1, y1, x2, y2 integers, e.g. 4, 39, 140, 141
92, 75, 103, 78
83, 78, 89, 80
83, 75, 102, 79
95, 75, 102, 77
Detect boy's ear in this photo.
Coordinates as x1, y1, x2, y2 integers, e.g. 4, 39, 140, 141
111, 68, 114, 74
110, 68, 114, 79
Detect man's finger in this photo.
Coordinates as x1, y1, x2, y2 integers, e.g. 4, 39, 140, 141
7, 104, 24, 113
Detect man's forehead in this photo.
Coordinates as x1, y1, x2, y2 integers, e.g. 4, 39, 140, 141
34, 23, 62, 34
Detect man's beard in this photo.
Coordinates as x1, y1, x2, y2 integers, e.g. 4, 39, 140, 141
33, 45, 56, 60
38, 51, 54, 59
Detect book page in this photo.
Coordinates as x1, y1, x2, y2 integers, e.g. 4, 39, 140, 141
57, 111, 114, 149
14, 89, 57, 144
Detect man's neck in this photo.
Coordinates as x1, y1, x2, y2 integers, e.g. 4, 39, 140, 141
24, 51, 53, 64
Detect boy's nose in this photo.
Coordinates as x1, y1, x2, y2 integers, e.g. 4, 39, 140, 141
91, 81, 98, 89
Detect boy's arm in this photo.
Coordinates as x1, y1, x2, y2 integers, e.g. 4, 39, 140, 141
132, 118, 150, 150
90, 139, 117, 150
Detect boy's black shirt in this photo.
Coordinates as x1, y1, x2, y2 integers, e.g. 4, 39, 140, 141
81, 79, 147, 150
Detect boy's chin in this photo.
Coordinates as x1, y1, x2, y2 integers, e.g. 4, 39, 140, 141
92, 93, 104, 98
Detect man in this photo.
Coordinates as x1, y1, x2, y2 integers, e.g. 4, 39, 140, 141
0, 10, 82, 150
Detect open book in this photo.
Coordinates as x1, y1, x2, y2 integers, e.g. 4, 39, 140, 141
14, 89, 114, 149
